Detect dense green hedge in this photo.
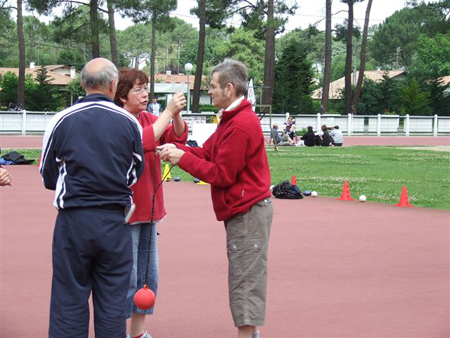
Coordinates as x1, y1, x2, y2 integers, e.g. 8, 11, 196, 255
198, 104, 217, 113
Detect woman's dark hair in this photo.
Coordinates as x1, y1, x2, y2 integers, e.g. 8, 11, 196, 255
321, 125, 328, 132
307, 126, 313, 132
114, 68, 149, 107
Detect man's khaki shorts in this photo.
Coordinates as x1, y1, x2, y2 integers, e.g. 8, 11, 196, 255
225, 198, 273, 327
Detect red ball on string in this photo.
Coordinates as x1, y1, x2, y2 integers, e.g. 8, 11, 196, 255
134, 284, 156, 310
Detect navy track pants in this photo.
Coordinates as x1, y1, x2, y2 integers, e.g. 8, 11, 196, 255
49, 207, 132, 338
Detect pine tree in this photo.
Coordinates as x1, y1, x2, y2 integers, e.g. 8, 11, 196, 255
27, 66, 64, 111
273, 40, 315, 114
402, 79, 432, 116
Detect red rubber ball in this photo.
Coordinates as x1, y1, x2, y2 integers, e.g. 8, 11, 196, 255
134, 285, 156, 310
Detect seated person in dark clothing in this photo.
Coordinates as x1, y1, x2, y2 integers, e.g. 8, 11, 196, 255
284, 116, 297, 142
270, 124, 282, 145
320, 124, 332, 146
300, 126, 316, 147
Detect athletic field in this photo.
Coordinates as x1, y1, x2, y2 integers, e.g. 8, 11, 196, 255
1, 135, 449, 337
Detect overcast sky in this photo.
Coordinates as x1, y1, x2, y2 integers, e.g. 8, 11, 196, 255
113, 0, 440, 33
28, 0, 441, 33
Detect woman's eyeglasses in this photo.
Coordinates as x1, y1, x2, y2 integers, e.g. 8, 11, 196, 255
130, 87, 148, 95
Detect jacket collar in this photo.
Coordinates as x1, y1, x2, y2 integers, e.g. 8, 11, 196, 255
220, 98, 252, 124
75, 93, 114, 104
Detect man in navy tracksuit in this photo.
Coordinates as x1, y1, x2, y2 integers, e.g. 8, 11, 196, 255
40, 58, 144, 338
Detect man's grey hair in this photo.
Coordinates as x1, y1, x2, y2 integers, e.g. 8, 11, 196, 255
211, 59, 248, 96
81, 63, 118, 90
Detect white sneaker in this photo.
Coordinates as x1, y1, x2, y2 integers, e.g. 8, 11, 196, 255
253, 330, 260, 338
127, 332, 152, 338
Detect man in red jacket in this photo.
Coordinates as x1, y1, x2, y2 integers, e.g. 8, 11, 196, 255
158, 59, 273, 338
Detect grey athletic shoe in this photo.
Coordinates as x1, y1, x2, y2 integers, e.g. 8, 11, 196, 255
253, 330, 260, 338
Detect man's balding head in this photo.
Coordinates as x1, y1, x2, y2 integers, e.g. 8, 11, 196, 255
81, 58, 118, 98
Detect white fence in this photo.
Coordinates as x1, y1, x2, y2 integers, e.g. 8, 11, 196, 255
1, 111, 449, 136
260, 113, 450, 137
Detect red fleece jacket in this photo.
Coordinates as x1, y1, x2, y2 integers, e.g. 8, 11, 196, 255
177, 99, 271, 221
130, 111, 188, 224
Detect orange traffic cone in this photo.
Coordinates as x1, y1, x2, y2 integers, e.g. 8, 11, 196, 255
291, 175, 297, 186
338, 180, 354, 201
394, 186, 413, 207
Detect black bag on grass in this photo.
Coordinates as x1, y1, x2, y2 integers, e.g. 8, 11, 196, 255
272, 180, 303, 199
2, 151, 34, 165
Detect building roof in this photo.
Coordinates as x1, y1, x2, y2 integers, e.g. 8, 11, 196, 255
311, 70, 406, 100
437, 75, 450, 85
0, 65, 77, 86
45, 65, 70, 71
154, 73, 207, 91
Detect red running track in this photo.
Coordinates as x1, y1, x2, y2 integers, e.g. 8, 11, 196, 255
343, 136, 450, 146
1, 135, 450, 149
1, 166, 449, 337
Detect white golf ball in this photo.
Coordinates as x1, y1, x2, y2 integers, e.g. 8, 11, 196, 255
311, 191, 318, 197
359, 195, 367, 202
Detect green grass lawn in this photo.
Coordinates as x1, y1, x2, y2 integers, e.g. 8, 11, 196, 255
3, 146, 449, 210
266, 146, 450, 210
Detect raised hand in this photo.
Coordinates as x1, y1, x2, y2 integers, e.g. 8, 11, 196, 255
166, 92, 187, 115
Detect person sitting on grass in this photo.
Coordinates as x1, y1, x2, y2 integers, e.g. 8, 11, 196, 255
319, 125, 332, 146
284, 116, 297, 142
270, 124, 294, 146
330, 125, 344, 146
300, 126, 316, 147
270, 124, 282, 146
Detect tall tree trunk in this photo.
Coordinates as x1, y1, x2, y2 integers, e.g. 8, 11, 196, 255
90, 0, 100, 58
344, 0, 354, 115
17, 0, 25, 107
149, 16, 157, 99
321, 0, 332, 114
262, 0, 275, 108
352, 0, 373, 114
107, 0, 119, 67
192, 0, 206, 114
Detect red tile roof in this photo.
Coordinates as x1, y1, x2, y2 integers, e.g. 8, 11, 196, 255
312, 70, 406, 100
0, 66, 76, 86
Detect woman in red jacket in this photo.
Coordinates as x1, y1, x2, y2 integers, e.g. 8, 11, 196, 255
114, 68, 187, 338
